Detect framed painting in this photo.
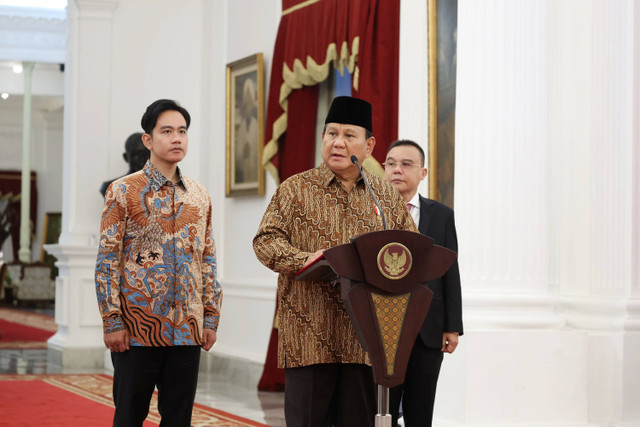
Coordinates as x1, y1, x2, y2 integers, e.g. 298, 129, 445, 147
226, 53, 265, 196
428, 0, 458, 208
40, 212, 61, 276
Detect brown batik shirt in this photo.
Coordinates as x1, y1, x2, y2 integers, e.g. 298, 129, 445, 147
253, 162, 417, 368
95, 161, 222, 346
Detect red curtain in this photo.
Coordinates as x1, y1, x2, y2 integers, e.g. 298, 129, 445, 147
277, 85, 319, 178
258, 0, 400, 391
352, 0, 400, 162
263, 0, 400, 183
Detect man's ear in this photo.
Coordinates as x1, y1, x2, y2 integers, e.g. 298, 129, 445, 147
365, 136, 376, 158
421, 167, 428, 180
141, 133, 152, 150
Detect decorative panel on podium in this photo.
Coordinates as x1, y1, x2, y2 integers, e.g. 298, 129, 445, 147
297, 229, 456, 387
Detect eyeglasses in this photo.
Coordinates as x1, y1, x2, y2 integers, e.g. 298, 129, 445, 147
382, 160, 422, 170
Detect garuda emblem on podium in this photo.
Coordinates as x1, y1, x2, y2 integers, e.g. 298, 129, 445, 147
377, 243, 412, 280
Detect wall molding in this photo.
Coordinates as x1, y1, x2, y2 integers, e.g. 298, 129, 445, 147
220, 278, 277, 302
199, 351, 264, 389
209, 343, 266, 366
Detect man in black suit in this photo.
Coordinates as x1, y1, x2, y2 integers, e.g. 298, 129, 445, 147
384, 139, 463, 427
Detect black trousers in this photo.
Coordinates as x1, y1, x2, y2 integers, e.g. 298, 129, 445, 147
111, 346, 201, 427
284, 363, 376, 427
389, 338, 444, 427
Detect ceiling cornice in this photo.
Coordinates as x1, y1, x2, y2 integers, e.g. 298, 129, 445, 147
0, 6, 66, 63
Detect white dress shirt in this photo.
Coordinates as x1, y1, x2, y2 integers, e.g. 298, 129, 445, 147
406, 192, 420, 227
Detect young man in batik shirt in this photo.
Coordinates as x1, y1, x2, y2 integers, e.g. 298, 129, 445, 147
95, 99, 222, 426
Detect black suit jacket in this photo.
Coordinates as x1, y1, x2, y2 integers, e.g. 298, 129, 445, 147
417, 195, 463, 349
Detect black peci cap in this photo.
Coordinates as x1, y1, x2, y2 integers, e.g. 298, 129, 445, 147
324, 96, 372, 132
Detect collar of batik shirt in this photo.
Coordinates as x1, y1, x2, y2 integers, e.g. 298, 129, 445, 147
143, 160, 188, 192
318, 162, 365, 188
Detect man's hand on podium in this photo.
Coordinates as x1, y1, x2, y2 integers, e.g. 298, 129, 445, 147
303, 249, 325, 268
442, 332, 459, 354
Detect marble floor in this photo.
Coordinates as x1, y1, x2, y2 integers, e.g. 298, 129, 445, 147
0, 346, 285, 427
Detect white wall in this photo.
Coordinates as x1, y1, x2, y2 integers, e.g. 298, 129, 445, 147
33, 107, 64, 259
212, 0, 281, 363
107, 0, 204, 183
398, 0, 429, 196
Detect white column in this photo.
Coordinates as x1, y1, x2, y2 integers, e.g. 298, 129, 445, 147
621, 3, 640, 426
45, 0, 118, 369
548, 1, 637, 425
18, 62, 35, 262
550, 0, 633, 324
437, 1, 590, 426
455, 1, 561, 328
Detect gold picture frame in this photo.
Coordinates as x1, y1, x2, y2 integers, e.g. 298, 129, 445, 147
226, 53, 265, 196
428, 0, 458, 208
40, 212, 61, 275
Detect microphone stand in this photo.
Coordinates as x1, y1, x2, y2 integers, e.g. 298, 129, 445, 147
351, 155, 387, 231
351, 155, 392, 427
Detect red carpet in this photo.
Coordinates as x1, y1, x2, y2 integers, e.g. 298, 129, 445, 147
0, 308, 57, 349
0, 374, 271, 426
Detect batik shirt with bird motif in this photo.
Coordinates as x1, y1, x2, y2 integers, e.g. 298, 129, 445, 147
95, 161, 222, 346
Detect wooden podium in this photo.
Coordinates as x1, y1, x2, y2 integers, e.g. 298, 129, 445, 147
297, 229, 457, 426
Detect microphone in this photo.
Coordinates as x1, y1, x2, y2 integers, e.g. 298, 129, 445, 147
351, 155, 387, 230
